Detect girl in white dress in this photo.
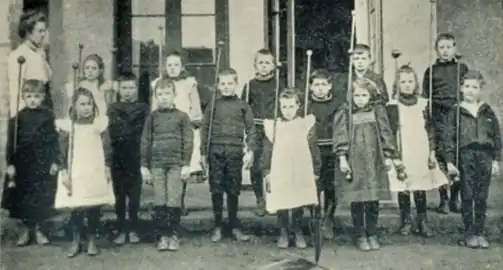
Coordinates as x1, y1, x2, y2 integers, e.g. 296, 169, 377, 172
387, 65, 448, 237
54, 88, 114, 257
261, 89, 321, 249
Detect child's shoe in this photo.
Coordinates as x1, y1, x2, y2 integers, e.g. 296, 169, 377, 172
322, 218, 334, 240
436, 200, 449, 214
459, 235, 479, 248
449, 199, 461, 213
35, 228, 50, 245
16, 227, 30, 247
67, 231, 81, 258
86, 236, 99, 256
113, 232, 127, 245
416, 214, 433, 238
255, 198, 266, 217
399, 215, 413, 236
367, 236, 380, 250
277, 228, 289, 249
231, 228, 250, 242
211, 227, 222, 242
477, 236, 490, 249
128, 231, 140, 244
157, 236, 169, 251
356, 237, 371, 251
168, 235, 180, 251
294, 231, 307, 249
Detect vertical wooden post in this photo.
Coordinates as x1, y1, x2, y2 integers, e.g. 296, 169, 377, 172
286, 0, 295, 88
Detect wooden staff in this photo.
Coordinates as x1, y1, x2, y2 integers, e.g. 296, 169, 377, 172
6, 56, 26, 188
304, 50, 312, 116
391, 49, 402, 155
107, 46, 118, 105
428, 0, 435, 124
454, 53, 462, 182
67, 63, 80, 196
78, 43, 84, 77
345, 10, 356, 181
158, 25, 164, 78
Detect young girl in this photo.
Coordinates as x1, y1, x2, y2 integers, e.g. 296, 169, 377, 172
65, 53, 115, 116
261, 88, 321, 249
333, 79, 403, 251
151, 52, 203, 215
54, 88, 114, 257
387, 65, 449, 237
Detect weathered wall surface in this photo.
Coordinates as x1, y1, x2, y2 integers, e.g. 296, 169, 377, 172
437, 0, 503, 207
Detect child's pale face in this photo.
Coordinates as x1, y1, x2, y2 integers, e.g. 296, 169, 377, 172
279, 97, 299, 120
217, 75, 237, 96
352, 51, 371, 72
461, 79, 481, 102
254, 53, 275, 76
118, 80, 137, 102
165, 56, 183, 78
23, 92, 44, 109
75, 95, 94, 119
155, 87, 176, 108
353, 87, 371, 108
310, 78, 332, 98
398, 72, 417, 95
83, 60, 101, 81
436, 39, 456, 61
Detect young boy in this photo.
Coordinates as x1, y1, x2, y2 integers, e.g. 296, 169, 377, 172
107, 72, 149, 245
202, 68, 256, 242
140, 78, 193, 251
307, 69, 344, 240
2, 79, 59, 246
422, 33, 469, 214
350, 44, 389, 105
241, 48, 285, 216
442, 70, 500, 249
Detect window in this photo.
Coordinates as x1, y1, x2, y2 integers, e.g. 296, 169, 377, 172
181, 0, 216, 64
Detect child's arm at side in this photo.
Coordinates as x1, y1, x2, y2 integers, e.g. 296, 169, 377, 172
244, 104, 257, 153
376, 76, 389, 104
140, 113, 153, 168
260, 135, 273, 178
189, 80, 203, 127
488, 107, 501, 162
181, 113, 194, 167
5, 117, 15, 166
375, 105, 399, 160
101, 128, 113, 168
422, 107, 436, 153
58, 130, 69, 170
200, 106, 211, 157
332, 105, 350, 157
307, 125, 322, 178
421, 67, 431, 99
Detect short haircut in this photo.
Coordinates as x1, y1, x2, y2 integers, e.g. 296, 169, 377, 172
435, 33, 456, 48
310, 69, 332, 84
254, 48, 276, 63
351, 44, 371, 56
217, 68, 239, 82
22, 79, 46, 94
153, 77, 176, 95
462, 70, 486, 87
164, 50, 185, 64
279, 88, 301, 103
18, 10, 46, 39
117, 71, 137, 82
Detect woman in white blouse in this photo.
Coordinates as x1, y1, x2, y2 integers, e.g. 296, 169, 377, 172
8, 10, 52, 116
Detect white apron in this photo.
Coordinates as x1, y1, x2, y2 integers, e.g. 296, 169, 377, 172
388, 98, 449, 191
54, 117, 115, 209
151, 77, 202, 174
263, 115, 318, 213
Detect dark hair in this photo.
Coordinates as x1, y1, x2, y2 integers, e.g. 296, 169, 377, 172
18, 10, 46, 40
22, 79, 46, 94
352, 44, 371, 55
69, 87, 99, 120
254, 48, 276, 63
217, 68, 239, 82
153, 77, 176, 95
117, 71, 137, 83
392, 64, 420, 98
462, 70, 486, 87
82, 54, 106, 86
309, 69, 332, 84
279, 88, 301, 104
435, 33, 456, 48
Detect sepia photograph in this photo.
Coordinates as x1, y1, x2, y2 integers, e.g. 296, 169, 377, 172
0, 0, 502, 269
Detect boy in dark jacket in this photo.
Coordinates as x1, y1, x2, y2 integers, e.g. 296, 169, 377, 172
422, 33, 469, 214
443, 71, 500, 249
307, 69, 345, 240
108, 72, 149, 245
140, 78, 193, 251
241, 48, 285, 216
202, 68, 256, 242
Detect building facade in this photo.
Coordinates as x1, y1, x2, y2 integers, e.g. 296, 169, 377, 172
0, 0, 502, 207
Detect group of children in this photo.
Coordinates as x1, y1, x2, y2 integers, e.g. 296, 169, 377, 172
2, 32, 500, 258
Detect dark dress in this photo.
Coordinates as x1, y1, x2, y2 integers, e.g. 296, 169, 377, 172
1, 107, 59, 221
332, 103, 398, 203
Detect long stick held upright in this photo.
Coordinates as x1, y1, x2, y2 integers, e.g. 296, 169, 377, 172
68, 63, 80, 196
454, 53, 462, 182
345, 10, 356, 180
391, 49, 402, 157
428, 0, 435, 121
107, 46, 118, 105
78, 43, 84, 77
304, 50, 312, 117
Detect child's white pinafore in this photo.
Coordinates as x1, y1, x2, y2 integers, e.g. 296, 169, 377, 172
388, 98, 449, 191
263, 115, 318, 213
54, 117, 115, 209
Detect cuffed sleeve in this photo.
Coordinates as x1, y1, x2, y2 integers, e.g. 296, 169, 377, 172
244, 104, 257, 152
332, 105, 350, 157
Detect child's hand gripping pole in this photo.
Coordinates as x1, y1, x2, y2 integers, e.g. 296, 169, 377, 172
201, 41, 225, 179
6, 56, 26, 188
344, 10, 356, 182
452, 53, 463, 183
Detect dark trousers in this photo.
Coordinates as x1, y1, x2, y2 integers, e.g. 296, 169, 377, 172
351, 201, 379, 237
277, 207, 304, 231
208, 145, 244, 228
153, 206, 181, 237
250, 127, 265, 200
398, 191, 427, 215
112, 165, 142, 233
459, 147, 492, 236
69, 207, 101, 236
319, 148, 338, 217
